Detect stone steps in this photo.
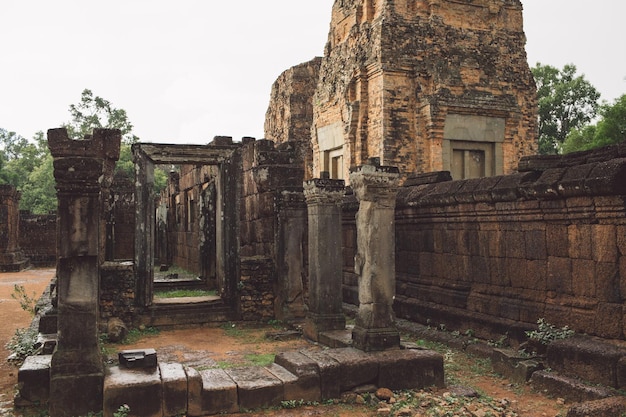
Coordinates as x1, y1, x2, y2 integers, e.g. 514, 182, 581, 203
101, 346, 444, 417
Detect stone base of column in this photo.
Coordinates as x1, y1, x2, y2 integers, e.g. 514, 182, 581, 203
0, 250, 30, 272
303, 313, 346, 342
49, 372, 104, 417
352, 326, 400, 352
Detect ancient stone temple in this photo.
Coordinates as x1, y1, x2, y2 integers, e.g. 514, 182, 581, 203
266, 0, 537, 182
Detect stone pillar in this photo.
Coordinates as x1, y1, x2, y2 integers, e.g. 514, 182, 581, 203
350, 163, 401, 351
48, 128, 120, 417
0, 185, 29, 271
303, 175, 346, 341
276, 191, 307, 321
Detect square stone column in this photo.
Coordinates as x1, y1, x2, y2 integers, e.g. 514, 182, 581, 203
302, 175, 346, 341
0, 185, 29, 271
48, 128, 120, 417
350, 163, 401, 351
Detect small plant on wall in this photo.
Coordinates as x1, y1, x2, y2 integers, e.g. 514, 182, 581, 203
526, 318, 575, 346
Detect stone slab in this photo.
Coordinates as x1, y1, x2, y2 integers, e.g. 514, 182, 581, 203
17, 354, 51, 404
103, 365, 162, 417
226, 366, 283, 410
547, 335, 624, 388
318, 329, 352, 348
266, 363, 321, 403
374, 349, 445, 390
300, 349, 341, 400
326, 348, 379, 391
274, 350, 320, 377
530, 370, 615, 404
273, 351, 321, 401
159, 362, 187, 417
185, 366, 203, 417
197, 368, 239, 415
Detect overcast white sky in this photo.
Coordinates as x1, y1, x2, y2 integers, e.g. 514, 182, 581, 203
1, 1, 625, 144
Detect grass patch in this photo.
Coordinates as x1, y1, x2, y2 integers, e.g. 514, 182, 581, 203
154, 289, 216, 298
245, 353, 275, 367
220, 322, 264, 344
118, 327, 160, 345
216, 353, 276, 369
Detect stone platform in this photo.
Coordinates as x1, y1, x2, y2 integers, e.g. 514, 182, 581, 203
101, 346, 444, 417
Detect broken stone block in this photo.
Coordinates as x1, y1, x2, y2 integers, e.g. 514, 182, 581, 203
265, 362, 321, 403
530, 370, 614, 404
491, 348, 543, 384
226, 366, 283, 410
159, 362, 187, 417
185, 367, 203, 417
375, 349, 445, 390
119, 348, 157, 369
326, 348, 379, 391
273, 351, 321, 401
300, 349, 341, 400
17, 354, 52, 405
197, 368, 238, 415
103, 365, 162, 417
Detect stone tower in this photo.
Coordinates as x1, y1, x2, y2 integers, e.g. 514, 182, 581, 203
267, 0, 538, 182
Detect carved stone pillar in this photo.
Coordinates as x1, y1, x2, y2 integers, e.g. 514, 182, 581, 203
48, 128, 120, 417
350, 163, 401, 351
302, 175, 346, 341
0, 185, 29, 271
276, 191, 307, 321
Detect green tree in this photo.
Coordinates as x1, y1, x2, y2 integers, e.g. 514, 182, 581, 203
532, 63, 601, 154
562, 94, 626, 153
65, 89, 139, 144
0, 129, 49, 190
20, 154, 56, 214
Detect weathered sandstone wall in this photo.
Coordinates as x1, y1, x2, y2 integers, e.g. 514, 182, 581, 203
342, 144, 626, 342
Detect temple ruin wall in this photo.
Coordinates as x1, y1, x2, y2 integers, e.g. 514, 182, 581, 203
342, 144, 626, 342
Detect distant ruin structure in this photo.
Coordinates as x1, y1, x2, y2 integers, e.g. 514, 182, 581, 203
0, 185, 29, 271
266, 0, 537, 182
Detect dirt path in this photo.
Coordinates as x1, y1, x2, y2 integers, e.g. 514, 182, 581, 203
0, 268, 566, 416
0, 268, 53, 415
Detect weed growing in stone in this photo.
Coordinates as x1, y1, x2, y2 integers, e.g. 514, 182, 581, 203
11, 284, 38, 316
5, 326, 39, 364
526, 318, 575, 345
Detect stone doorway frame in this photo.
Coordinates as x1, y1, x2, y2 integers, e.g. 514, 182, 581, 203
132, 142, 241, 311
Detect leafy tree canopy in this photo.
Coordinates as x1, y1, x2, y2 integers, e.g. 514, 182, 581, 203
562, 94, 626, 153
0, 129, 49, 191
64, 89, 139, 145
0, 88, 153, 213
532, 63, 601, 154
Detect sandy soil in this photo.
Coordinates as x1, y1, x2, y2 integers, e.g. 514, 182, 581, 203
0, 268, 565, 416
0, 268, 53, 415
